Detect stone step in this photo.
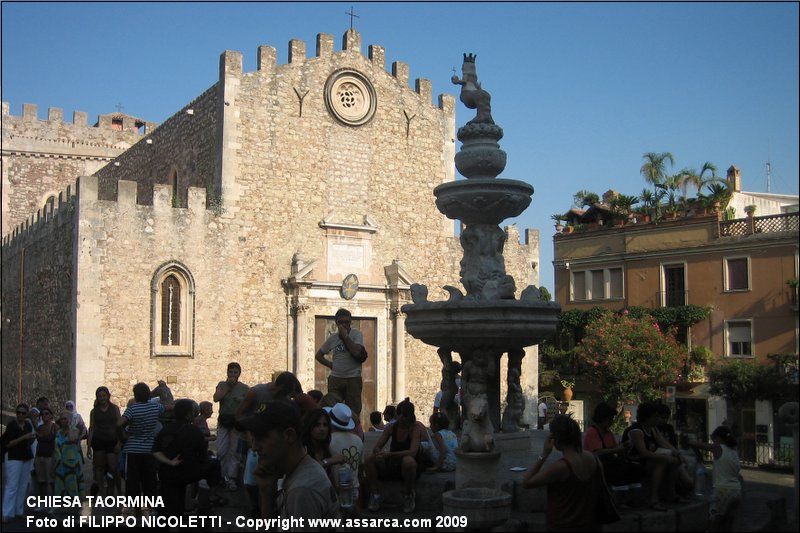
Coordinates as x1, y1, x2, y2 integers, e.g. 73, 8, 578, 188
371, 472, 454, 512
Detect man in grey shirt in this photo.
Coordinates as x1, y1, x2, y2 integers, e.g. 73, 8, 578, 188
238, 400, 339, 527
315, 308, 367, 418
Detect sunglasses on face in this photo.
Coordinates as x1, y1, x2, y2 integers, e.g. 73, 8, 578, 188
16, 411, 27, 415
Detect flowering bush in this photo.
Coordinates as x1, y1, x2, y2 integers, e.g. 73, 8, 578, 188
575, 312, 685, 403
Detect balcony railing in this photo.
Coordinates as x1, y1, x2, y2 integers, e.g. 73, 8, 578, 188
719, 212, 799, 237
659, 290, 689, 307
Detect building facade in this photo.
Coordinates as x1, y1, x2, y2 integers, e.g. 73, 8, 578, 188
2, 30, 542, 423
553, 172, 798, 459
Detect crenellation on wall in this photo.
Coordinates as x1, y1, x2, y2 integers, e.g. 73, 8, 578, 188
220, 50, 243, 78
289, 39, 306, 64
438, 94, 455, 116
72, 111, 88, 127
153, 183, 173, 210
257, 45, 277, 73
2, 101, 9, 115
368, 45, 385, 69
392, 61, 410, 86
316, 33, 334, 57
23, 103, 38, 121
117, 179, 138, 205
48, 107, 63, 123
415, 78, 432, 104
342, 28, 361, 52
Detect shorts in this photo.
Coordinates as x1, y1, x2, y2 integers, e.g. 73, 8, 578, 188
91, 438, 119, 453
35, 456, 54, 483
376, 455, 423, 481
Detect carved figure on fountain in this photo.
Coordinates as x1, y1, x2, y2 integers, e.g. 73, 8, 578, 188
501, 348, 526, 432
451, 53, 494, 126
459, 224, 516, 300
451, 54, 506, 180
437, 347, 463, 431
461, 349, 497, 452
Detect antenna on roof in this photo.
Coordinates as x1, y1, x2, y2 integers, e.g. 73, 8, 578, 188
766, 139, 772, 193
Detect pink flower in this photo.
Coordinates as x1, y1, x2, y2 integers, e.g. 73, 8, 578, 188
602, 361, 609, 366
593, 361, 600, 367
622, 309, 629, 315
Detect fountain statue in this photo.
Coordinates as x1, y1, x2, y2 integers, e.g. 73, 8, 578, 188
401, 54, 559, 526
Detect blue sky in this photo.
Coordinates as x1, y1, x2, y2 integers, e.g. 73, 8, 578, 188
3, 2, 798, 292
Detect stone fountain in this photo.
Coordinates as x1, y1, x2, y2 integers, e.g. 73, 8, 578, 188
401, 53, 560, 529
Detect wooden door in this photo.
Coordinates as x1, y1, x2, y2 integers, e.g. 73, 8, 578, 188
314, 316, 377, 418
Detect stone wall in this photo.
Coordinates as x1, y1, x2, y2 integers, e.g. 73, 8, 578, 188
72, 175, 238, 413
1, 183, 77, 411
93, 85, 219, 206
1, 102, 151, 237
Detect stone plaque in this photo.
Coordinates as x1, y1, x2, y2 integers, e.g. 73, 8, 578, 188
329, 242, 366, 274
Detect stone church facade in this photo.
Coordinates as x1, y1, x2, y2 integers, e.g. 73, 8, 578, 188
2, 29, 541, 423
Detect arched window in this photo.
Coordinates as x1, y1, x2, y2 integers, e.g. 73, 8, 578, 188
151, 262, 195, 357
161, 275, 181, 345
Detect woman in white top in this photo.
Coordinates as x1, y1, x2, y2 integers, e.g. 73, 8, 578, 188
691, 425, 742, 531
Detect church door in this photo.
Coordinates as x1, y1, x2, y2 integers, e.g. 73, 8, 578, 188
314, 316, 377, 419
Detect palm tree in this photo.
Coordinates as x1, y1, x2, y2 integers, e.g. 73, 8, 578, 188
640, 152, 675, 193
656, 174, 683, 216
572, 190, 600, 208
676, 161, 719, 197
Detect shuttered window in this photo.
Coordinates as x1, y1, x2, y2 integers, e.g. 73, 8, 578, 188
726, 258, 749, 291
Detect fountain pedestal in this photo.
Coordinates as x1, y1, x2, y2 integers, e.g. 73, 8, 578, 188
455, 450, 501, 490
442, 488, 512, 531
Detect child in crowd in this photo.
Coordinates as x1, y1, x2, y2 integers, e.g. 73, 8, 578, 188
382, 405, 397, 427
369, 411, 385, 432
194, 401, 216, 442
421, 413, 457, 472
691, 426, 742, 531
307, 390, 324, 405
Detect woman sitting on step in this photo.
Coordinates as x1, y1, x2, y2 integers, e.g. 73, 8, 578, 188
523, 414, 603, 531
364, 398, 424, 514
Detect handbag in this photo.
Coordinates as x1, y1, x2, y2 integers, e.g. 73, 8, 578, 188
595, 456, 621, 524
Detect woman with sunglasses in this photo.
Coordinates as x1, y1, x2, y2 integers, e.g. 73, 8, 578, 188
34, 409, 58, 509
1, 403, 36, 523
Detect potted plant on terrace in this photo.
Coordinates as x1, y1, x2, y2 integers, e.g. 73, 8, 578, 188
560, 379, 575, 401
551, 214, 564, 233
744, 204, 757, 217
610, 194, 638, 226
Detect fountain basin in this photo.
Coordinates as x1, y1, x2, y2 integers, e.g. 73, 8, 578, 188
401, 299, 559, 352
442, 487, 512, 530
434, 178, 534, 225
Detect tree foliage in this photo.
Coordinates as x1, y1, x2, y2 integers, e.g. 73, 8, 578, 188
575, 311, 685, 403
708, 357, 797, 408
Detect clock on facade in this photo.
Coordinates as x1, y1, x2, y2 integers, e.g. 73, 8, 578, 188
341, 274, 359, 300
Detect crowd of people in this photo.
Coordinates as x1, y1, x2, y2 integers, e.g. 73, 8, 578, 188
3, 307, 743, 530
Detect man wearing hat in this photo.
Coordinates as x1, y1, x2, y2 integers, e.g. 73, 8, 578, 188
238, 400, 339, 522
325, 403, 363, 510
315, 308, 367, 419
